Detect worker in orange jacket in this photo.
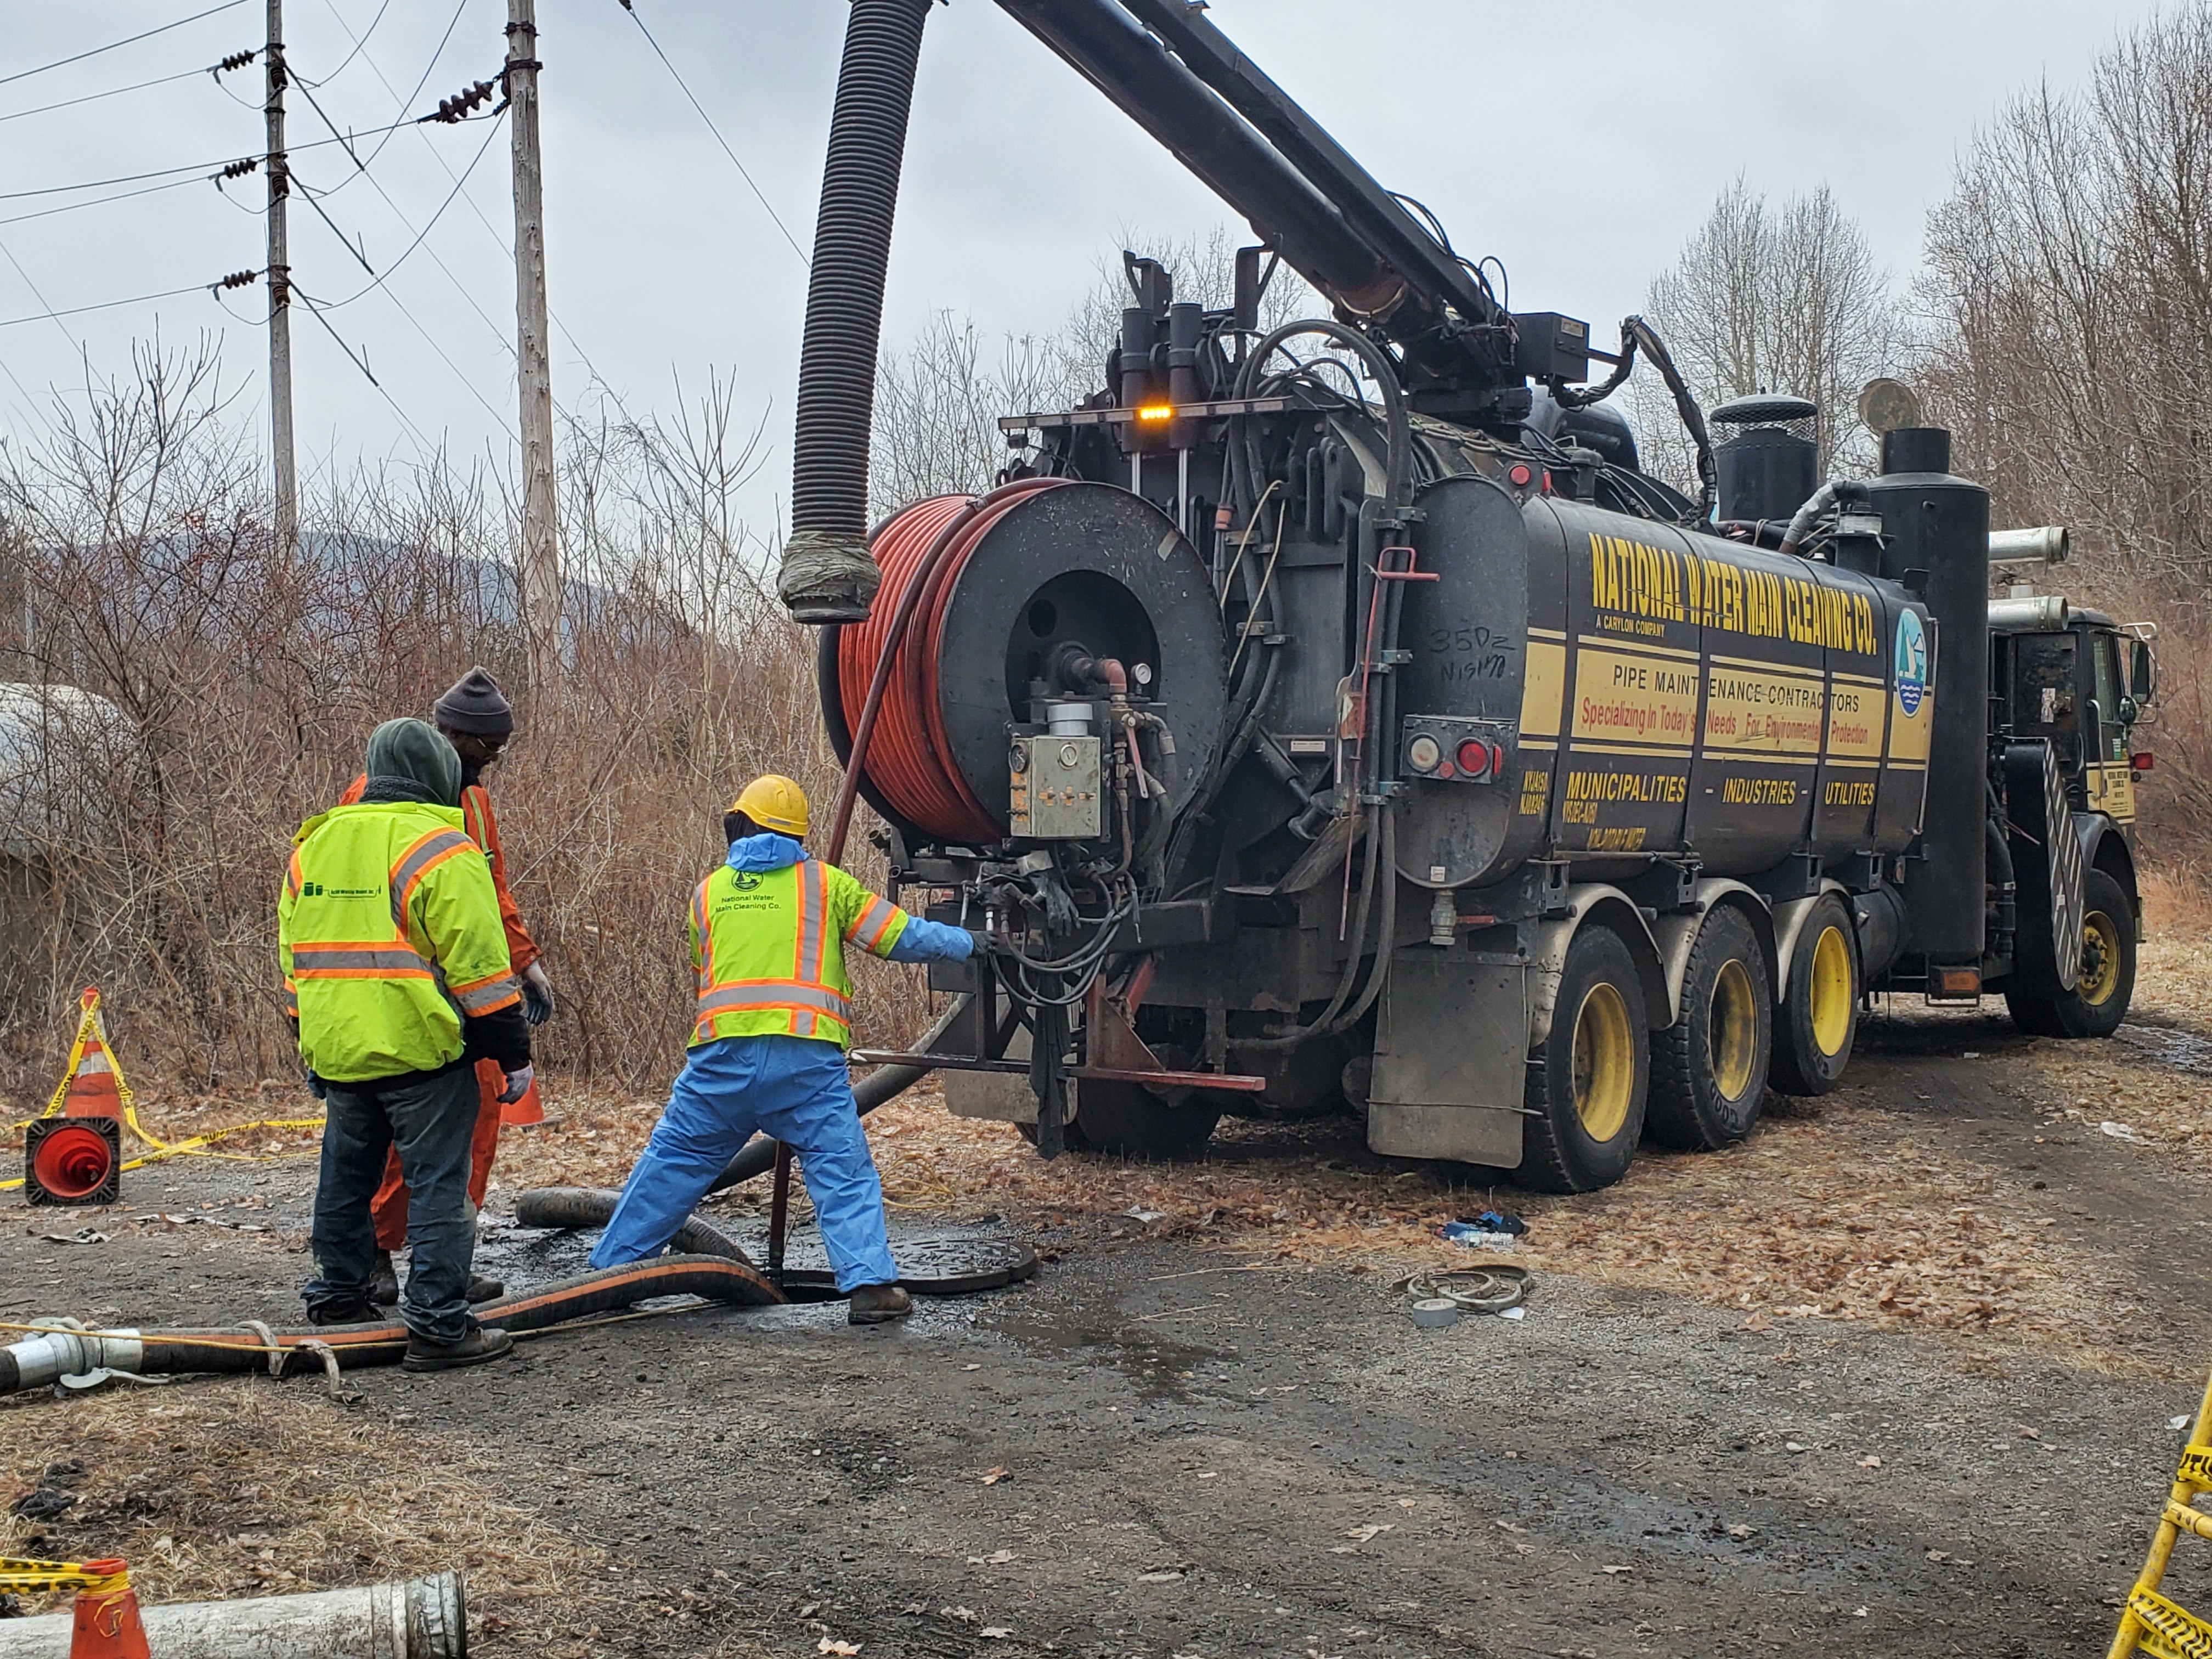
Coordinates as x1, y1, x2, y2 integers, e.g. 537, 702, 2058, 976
338, 668, 555, 1307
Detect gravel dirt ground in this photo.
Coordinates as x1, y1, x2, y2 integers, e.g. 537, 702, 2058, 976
9, 913, 2212, 1656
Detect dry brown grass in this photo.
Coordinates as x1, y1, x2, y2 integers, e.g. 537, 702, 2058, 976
0, 1381, 778, 1655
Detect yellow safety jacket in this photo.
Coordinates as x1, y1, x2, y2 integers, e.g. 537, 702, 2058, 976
690, 859, 912, 1050
279, 801, 522, 1082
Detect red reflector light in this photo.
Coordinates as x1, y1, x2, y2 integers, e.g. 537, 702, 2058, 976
1456, 739, 1492, 777
1508, 462, 1532, 487
1936, 967, 1982, 996
1436, 760, 1455, 780
2133, 752, 2155, 772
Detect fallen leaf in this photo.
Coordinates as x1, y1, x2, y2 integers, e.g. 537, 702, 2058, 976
966, 1550, 1016, 1565
1136, 1570, 1184, 1584
1859, 1455, 1883, 1468
980, 1630, 1013, 1641
980, 1466, 1007, 1486
2017, 1426, 2041, 1440
941, 1606, 978, 1623
1600, 1564, 1632, 1575
1926, 1549, 1950, 1563
1726, 1524, 1756, 1539
1346, 1524, 1395, 1543
819, 1643, 861, 1656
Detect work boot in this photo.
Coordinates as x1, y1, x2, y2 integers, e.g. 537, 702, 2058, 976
401, 1323, 514, 1373
368, 1250, 400, 1306
307, 1296, 382, 1327
466, 1276, 505, 1304
848, 1284, 913, 1326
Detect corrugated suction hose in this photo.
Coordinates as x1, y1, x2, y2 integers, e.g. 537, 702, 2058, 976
778, 0, 936, 624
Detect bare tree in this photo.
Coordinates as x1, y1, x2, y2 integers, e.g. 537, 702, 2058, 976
1631, 178, 1900, 486
1915, 3, 2212, 832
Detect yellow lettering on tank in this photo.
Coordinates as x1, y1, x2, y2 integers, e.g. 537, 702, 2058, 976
1824, 780, 1880, 807
1518, 769, 1550, 817
1719, 776, 1799, 806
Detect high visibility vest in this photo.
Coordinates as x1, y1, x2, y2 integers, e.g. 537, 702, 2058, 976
690, 859, 911, 1051
340, 775, 539, 972
279, 801, 522, 1082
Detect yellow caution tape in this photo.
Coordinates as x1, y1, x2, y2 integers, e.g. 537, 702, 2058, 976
2129, 1586, 2212, 1659
0, 1116, 325, 1193
0, 1556, 131, 1596
2180, 1447, 2212, 1491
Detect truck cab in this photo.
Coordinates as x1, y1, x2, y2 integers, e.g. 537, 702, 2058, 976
1985, 600, 2155, 1033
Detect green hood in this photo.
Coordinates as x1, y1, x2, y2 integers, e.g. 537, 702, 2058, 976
363, 718, 461, 808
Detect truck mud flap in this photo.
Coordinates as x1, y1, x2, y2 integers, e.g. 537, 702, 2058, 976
1367, 950, 1528, 1166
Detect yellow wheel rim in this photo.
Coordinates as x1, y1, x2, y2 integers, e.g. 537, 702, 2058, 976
1571, 980, 1635, 1143
1808, 924, 1853, 1058
1708, 957, 1759, 1102
2080, 910, 2123, 1006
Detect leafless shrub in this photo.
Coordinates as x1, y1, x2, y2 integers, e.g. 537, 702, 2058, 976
0, 345, 923, 1108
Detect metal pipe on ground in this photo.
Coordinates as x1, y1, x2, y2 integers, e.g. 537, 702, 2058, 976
0, 1571, 464, 1658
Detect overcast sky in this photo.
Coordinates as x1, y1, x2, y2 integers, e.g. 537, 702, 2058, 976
0, 0, 2154, 537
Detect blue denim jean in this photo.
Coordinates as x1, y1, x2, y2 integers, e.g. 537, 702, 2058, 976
306, 1063, 481, 1341
589, 1034, 898, 1291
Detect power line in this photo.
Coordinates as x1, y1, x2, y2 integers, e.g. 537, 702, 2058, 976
0, 2, 254, 91
0, 176, 206, 230
303, 109, 507, 311
315, 0, 470, 181
294, 0, 393, 88
0, 63, 224, 125
618, 1, 809, 267
0, 282, 217, 331
0, 121, 416, 201
0, 235, 82, 350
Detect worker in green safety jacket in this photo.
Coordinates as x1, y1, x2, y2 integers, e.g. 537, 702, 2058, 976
589, 774, 977, 1324
279, 718, 532, 1371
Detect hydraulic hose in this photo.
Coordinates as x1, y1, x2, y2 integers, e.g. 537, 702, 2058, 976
515, 1188, 755, 1264
778, 0, 936, 624
0, 1257, 782, 1396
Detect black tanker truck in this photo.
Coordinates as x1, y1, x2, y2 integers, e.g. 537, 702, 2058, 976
772, 0, 2158, 1191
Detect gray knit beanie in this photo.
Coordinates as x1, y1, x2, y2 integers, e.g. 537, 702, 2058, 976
364, 718, 462, 807
432, 667, 514, 737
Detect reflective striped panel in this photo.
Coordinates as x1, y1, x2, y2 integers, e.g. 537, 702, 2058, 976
450, 972, 521, 1015
388, 829, 476, 931
692, 878, 714, 991
695, 980, 853, 1020
847, 895, 901, 951
289, 942, 434, 979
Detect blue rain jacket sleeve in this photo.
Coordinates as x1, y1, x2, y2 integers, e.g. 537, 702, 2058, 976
883, 915, 974, 964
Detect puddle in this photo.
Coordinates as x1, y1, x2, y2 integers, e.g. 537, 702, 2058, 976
2114, 1023, 2212, 1077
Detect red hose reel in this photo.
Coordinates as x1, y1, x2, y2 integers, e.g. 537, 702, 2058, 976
836, 479, 1068, 845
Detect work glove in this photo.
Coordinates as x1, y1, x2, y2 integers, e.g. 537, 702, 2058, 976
498, 1064, 535, 1104
521, 961, 556, 1026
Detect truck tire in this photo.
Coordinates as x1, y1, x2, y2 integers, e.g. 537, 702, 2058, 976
1023, 1081, 1220, 1160
1770, 894, 1857, 1096
1647, 906, 1770, 1150
2005, 866, 2136, 1039
1521, 924, 1649, 1192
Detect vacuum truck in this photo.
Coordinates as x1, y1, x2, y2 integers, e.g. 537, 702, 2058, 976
776, 0, 2158, 1190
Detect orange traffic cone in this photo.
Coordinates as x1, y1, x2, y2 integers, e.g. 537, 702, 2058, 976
67, 1559, 151, 1659
500, 1073, 546, 1126
53, 987, 135, 1121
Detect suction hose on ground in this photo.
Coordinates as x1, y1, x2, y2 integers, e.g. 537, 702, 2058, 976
0, 1256, 780, 1397
778, 0, 936, 624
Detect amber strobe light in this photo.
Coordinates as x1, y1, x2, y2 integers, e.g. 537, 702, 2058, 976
1134, 403, 1174, 423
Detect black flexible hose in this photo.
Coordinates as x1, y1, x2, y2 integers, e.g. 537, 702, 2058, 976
0, 1257, 783, 1395
515, 1187, 755, 1265
777, 0, 935, 624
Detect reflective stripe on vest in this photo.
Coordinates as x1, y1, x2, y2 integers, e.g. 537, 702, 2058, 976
691, 861, 856, 1047
846, 894, 900, 952
390, 828, 477, 935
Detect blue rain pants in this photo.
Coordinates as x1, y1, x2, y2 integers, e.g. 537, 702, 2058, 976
589, 1033, 897, 1291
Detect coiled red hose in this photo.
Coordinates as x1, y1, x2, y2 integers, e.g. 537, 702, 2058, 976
836, 477, 1067, 844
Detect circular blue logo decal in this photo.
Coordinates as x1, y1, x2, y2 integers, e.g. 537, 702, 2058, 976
1894, 610, 1928, 717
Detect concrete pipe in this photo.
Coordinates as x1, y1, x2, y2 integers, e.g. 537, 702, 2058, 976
0, 1570, 465, 1658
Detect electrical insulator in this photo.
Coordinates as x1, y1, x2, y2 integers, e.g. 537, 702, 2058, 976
215, 49, 256, 75
217, 157, 259, 182
217, 270, 261, 290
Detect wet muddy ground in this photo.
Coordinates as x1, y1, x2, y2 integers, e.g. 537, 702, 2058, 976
9, 1006, 2212, 1656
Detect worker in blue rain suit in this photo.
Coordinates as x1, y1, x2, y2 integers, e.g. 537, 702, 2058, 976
589, 775, 975, 1324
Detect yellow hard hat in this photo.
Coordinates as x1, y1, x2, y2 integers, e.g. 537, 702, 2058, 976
730, 774, 809, 837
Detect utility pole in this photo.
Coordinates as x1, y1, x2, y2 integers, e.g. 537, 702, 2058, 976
265, 0, 296, 550
506, 0, 560, 693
